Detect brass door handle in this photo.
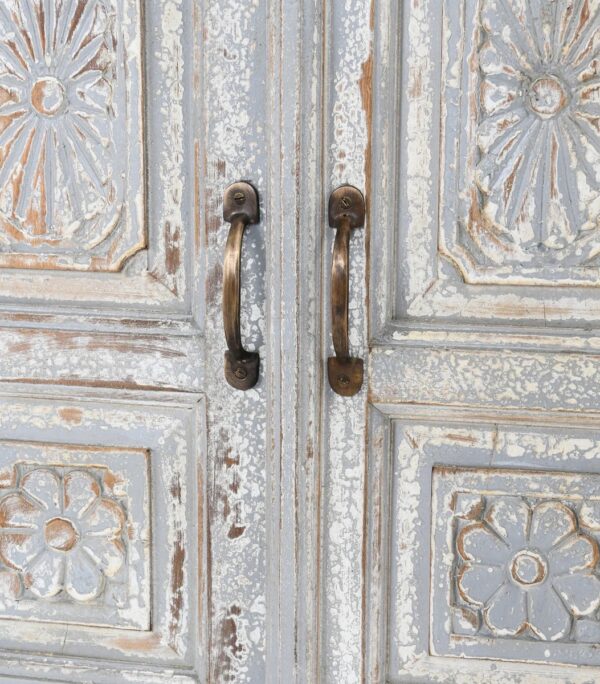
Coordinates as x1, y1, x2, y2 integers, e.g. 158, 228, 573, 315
327, 186, 365, 396
223, 182, 260, 390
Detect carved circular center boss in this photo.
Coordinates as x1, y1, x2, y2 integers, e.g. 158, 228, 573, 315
527, 76, 568, 119
510, 550, 548, 586
44, 517, 79, 552
31, 77, 67, 117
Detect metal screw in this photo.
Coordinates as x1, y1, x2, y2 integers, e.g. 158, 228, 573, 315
234, 191, 246, 204
341, 196, 352, 209
234, 366, 248, 380
338, 374, 350, 387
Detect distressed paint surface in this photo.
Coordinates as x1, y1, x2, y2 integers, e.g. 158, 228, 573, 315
0, 0, 305, 680
321, 0, 373, 682
381, 423, 600, 681
354, 1, 600, 683
0, 387, 203, 682
0, 0, 191, 309
443, 477, 600, 647
0, 0, 313, 681
201, 0, 270, 680
0, 0, 145, 271
0, 451, 150, 631
366, 0, 600, 327
440, 0, 600, 286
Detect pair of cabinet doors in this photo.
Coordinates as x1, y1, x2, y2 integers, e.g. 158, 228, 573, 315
0, 0, 598, 682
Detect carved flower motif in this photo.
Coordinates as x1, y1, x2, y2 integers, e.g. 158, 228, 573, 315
0, 468, 125, 602
0, 0, 115, 241
457, 498, 600, 641
475, 0, 600, 261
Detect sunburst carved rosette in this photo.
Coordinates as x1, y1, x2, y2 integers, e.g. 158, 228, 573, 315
0, 0, 145, 271
470, 0, 600, 271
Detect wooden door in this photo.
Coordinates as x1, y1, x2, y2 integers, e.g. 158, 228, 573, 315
0, 0, 290, 681
314, 0, 600, 682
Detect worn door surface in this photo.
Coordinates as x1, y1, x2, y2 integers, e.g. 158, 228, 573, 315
0, 0, 287, 681
316, 1, 600, 682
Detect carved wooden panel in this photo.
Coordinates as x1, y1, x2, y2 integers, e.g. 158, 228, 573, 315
0, 444, 150, 630
385, 421, 600, 679
432, 467, 600, 662
0, 389, 203, 683
0, 0, 144, 272
440, 0, 600, 286
375, 0, 600, 328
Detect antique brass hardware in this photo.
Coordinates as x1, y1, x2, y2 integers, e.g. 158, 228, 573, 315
223, 182, 260, 390
327, 185, 365, 397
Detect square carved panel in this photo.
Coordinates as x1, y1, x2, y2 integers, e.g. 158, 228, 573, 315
0, 0, 144, 272
440, 0, 600, 286
385, 421, 600, 679
431, 466, 600, 666
0, 442, 150, 631
0, 388, 203, 682
0, 0, 193, 315
383, 0, 600, 327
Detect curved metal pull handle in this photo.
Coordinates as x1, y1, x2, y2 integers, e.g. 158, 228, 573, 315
327, 185, 365, 397
223, 182, 260, 390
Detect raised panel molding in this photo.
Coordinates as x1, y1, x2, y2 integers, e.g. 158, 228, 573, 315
432, 467, 600, 663
441, 0, 600, 286
0, 0, 144, 272
372, 0, 600, 329
0, 447, 150, 631
0, 0, 194, 316
376, 419, 600, 681
0, 386, 204, 683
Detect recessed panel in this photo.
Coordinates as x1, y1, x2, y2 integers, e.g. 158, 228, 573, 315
0, 0, 193, 315
385, 0, 600, 326
0, 388, 203, 683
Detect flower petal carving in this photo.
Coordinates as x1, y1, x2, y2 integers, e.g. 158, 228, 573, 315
0, 493, 43, 529
483, 581, 527, 636
457, 523, 511, 565
0, 465, 128, 604
21, 469, 61, 513
529, 501, 577, 551
0, 0, 116, 244
454, 494, 600, 643
528, 585, 572, 641
457, 563, 504, 606
64, 470, 101, 519
25, 551, 64, 599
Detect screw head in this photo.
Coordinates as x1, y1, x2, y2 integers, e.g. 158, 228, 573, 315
341, 196, 352, 209
234, 191, 246, 204
234, 366, 248, 380
338, 374, 350, 387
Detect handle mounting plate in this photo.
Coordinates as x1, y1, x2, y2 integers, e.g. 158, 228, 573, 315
223, 182, 259, 224
329, 185, 365, 230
